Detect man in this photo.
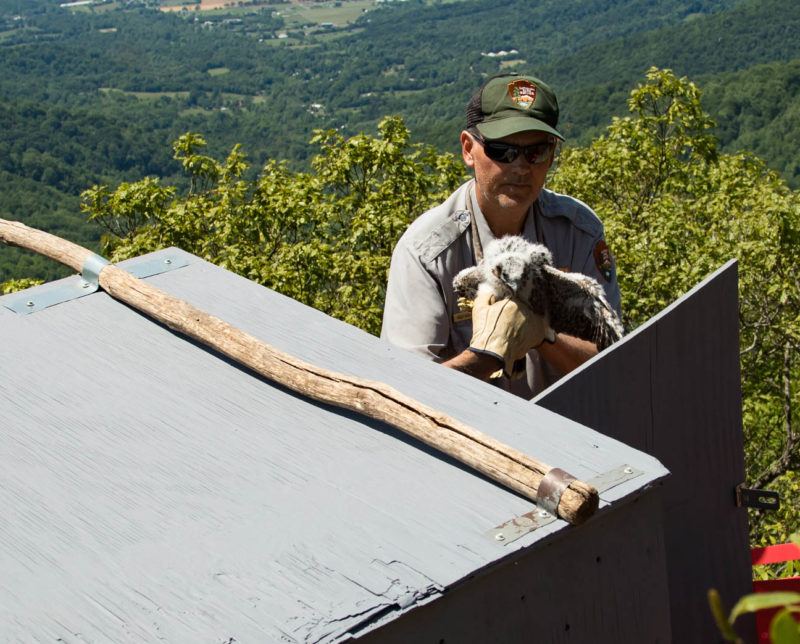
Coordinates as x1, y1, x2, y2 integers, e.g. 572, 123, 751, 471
380, 73, 621, 399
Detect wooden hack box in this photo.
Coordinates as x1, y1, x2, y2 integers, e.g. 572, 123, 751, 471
0, 249, 751, 642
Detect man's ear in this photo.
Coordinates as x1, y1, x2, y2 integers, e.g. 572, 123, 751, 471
461, 130, 476, 168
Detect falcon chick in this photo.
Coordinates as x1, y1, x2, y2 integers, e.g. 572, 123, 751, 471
453, 236, 624, 350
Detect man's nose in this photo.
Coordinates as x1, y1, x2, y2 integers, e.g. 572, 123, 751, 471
509, 153, 533, 171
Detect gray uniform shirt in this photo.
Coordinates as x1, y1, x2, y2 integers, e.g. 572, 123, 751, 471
380, 179, 621, 400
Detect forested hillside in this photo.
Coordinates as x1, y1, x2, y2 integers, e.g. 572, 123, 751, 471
1, 0, 799, 281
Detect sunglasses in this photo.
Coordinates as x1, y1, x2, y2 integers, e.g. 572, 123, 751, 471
472, 132, 556, 165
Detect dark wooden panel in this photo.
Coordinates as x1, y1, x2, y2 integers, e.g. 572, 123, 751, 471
536, 261, 753, 643
356, 489, 671, 643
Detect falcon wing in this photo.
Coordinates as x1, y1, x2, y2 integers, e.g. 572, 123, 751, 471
542, 265, 623, 350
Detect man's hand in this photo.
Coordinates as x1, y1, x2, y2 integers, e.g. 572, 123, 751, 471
468, 292, 554, 378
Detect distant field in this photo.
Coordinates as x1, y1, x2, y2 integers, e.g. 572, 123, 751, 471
160, 0, 234, 12
277, 0, 373, 27
499, 58, 527, 70
159, 0, 467, 27
159, 0, 368, 19
99, 88, 191, 100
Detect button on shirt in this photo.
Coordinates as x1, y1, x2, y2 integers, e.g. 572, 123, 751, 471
380, 180, 621, 400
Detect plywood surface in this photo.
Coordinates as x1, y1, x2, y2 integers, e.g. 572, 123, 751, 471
0, 249, 666, 642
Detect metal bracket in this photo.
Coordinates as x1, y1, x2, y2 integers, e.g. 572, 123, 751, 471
2, 254, 188, 315
536, 467, 576, 515
736, 485, 780, 511
486, 464, 644, 546
124, 255, 189, 280
81, 253, 110, 290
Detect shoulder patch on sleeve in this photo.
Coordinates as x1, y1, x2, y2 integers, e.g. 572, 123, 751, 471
593, 239, 614, 282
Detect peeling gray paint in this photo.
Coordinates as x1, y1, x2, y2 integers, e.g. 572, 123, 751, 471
0, 248, 667, 641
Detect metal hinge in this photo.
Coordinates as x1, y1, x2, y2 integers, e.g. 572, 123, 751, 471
736, 485, 780, 511
2, 254, 188, 315
487, 464, 644, 545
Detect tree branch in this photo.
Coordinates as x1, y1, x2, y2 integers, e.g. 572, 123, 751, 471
752, 340, 798, 489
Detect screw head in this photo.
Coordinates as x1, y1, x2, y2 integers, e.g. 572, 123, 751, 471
494, 533, 506, 541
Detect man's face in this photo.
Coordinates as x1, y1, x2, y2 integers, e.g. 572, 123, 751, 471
461, 129, 556, 228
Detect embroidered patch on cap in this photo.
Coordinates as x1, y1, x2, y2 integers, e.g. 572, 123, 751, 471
594, 240, 614, 282
508, 79, 536, 110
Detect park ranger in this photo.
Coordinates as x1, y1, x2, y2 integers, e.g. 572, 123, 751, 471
380, 73, 621, 400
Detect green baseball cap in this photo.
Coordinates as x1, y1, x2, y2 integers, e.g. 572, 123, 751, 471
466, 74, 564, 141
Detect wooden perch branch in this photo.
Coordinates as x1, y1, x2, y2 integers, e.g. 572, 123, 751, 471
0, 218, 599, 525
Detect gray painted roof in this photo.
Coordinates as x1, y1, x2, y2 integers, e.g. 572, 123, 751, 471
1, 248, 667, 642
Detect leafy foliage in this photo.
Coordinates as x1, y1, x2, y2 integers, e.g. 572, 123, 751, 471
1, 276, 43, 294
756, 472, 800, 550
82, 117, 466, 335
699, 60, 800, 188
549, 68, 800, 542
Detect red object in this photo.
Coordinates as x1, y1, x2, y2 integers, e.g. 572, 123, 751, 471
751, 543, 800, 642
752, 543, 800, 566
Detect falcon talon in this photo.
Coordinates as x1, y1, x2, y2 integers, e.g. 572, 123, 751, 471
457, 297, 474, 312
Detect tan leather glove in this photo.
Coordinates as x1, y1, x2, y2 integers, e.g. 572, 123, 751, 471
469, 292, 555, 379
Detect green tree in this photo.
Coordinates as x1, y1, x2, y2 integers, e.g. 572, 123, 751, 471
549, 67, 800, 543
81, 117, 466, 336
1, 277, 43, 294
306, 117, 466, 329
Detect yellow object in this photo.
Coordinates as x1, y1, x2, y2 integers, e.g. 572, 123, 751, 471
469, 292, 550, 378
